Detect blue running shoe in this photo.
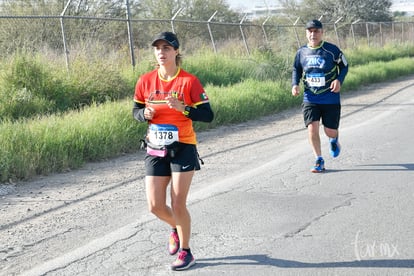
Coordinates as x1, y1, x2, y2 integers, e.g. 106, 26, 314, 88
171, 249, 196, 271
329, 138, 341, 158
311, 158, 325, 173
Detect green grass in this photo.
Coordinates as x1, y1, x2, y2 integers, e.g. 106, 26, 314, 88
345, 43, 414, 66
0, 52, 133, 121
205, 79, 297, 126
1, 44, 414, 182
0, 101, 145, 181
342, 57, 414, 91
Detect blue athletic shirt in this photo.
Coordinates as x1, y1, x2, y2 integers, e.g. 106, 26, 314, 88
292, 41, 348, 104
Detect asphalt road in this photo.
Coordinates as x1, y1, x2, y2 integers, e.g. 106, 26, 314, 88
1, 76, 414, 276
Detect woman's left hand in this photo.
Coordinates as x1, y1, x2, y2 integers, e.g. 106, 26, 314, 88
166, 96, 185, 112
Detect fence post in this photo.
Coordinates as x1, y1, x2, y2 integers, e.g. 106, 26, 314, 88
334, 17, 342, 48
262, 16, 270, 45
239, 14, 250, 55
60, 0, 72, 72
366, 22, 370, 47
207, 11, 218, 54
392, 21, 395, 41
351, 19, 361, 47
125, 0, 136, 70
292, 17, 301, 48
380, 22, 383, 46
171, 8, 182, 33
412, 22, 414, 41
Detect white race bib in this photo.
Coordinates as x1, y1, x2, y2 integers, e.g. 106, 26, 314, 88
148, 124, 179, 146
306, 73, 325, 87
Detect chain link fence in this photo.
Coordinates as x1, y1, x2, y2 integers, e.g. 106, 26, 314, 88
1, 11, 413, 70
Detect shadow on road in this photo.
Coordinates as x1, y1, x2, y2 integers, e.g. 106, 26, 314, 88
325, 163, 414, 173
196, 254, 414, 268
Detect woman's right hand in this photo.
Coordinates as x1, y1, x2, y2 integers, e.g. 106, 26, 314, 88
144, 107, 155, 120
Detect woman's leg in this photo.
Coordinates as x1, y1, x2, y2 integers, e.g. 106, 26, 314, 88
145, 175, 176, 228
170, 171, 194, 249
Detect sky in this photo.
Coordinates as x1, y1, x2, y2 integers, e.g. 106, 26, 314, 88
226, 0, 281, 11
227, 0, 411, 12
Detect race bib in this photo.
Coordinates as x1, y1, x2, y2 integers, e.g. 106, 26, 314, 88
148, 124, 179, 146
306, 73, 325, 87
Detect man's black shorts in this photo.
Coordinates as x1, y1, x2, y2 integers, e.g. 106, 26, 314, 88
302, 102, 341, 129
145, 143, 201, 176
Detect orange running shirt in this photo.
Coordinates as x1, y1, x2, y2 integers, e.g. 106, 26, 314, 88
134, 68, 210, 145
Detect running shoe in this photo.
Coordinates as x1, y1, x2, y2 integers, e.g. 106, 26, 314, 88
311, 158, 325, 173
171, 249, 196, 271
168, 230, 180, 255
329, 138, 341, 158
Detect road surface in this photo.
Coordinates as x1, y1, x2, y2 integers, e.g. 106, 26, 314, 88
1, 76, 413, 275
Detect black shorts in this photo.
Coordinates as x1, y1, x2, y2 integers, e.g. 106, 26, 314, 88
302, 102, 341, 129
145, 143, 201, 176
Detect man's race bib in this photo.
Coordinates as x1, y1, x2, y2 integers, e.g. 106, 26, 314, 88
148, 124, 179, 146
306, 73, 325, 87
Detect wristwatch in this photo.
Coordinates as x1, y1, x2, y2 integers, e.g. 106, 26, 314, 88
182, 105, 191, 116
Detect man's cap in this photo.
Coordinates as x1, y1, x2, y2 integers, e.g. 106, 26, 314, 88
306, 20, 323, 29
151, 32, 179, 49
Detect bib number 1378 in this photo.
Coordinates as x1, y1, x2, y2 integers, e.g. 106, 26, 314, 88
154, 130, 174, 140
148, 124, 179, 146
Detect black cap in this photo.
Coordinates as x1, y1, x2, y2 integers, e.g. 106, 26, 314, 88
306, 20, 323, 29
151, 32, 179, 49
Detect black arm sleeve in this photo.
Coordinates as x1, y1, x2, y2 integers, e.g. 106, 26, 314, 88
133, 101, 214, 123
187, 102, 214, 122
132, 102, 146, 122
